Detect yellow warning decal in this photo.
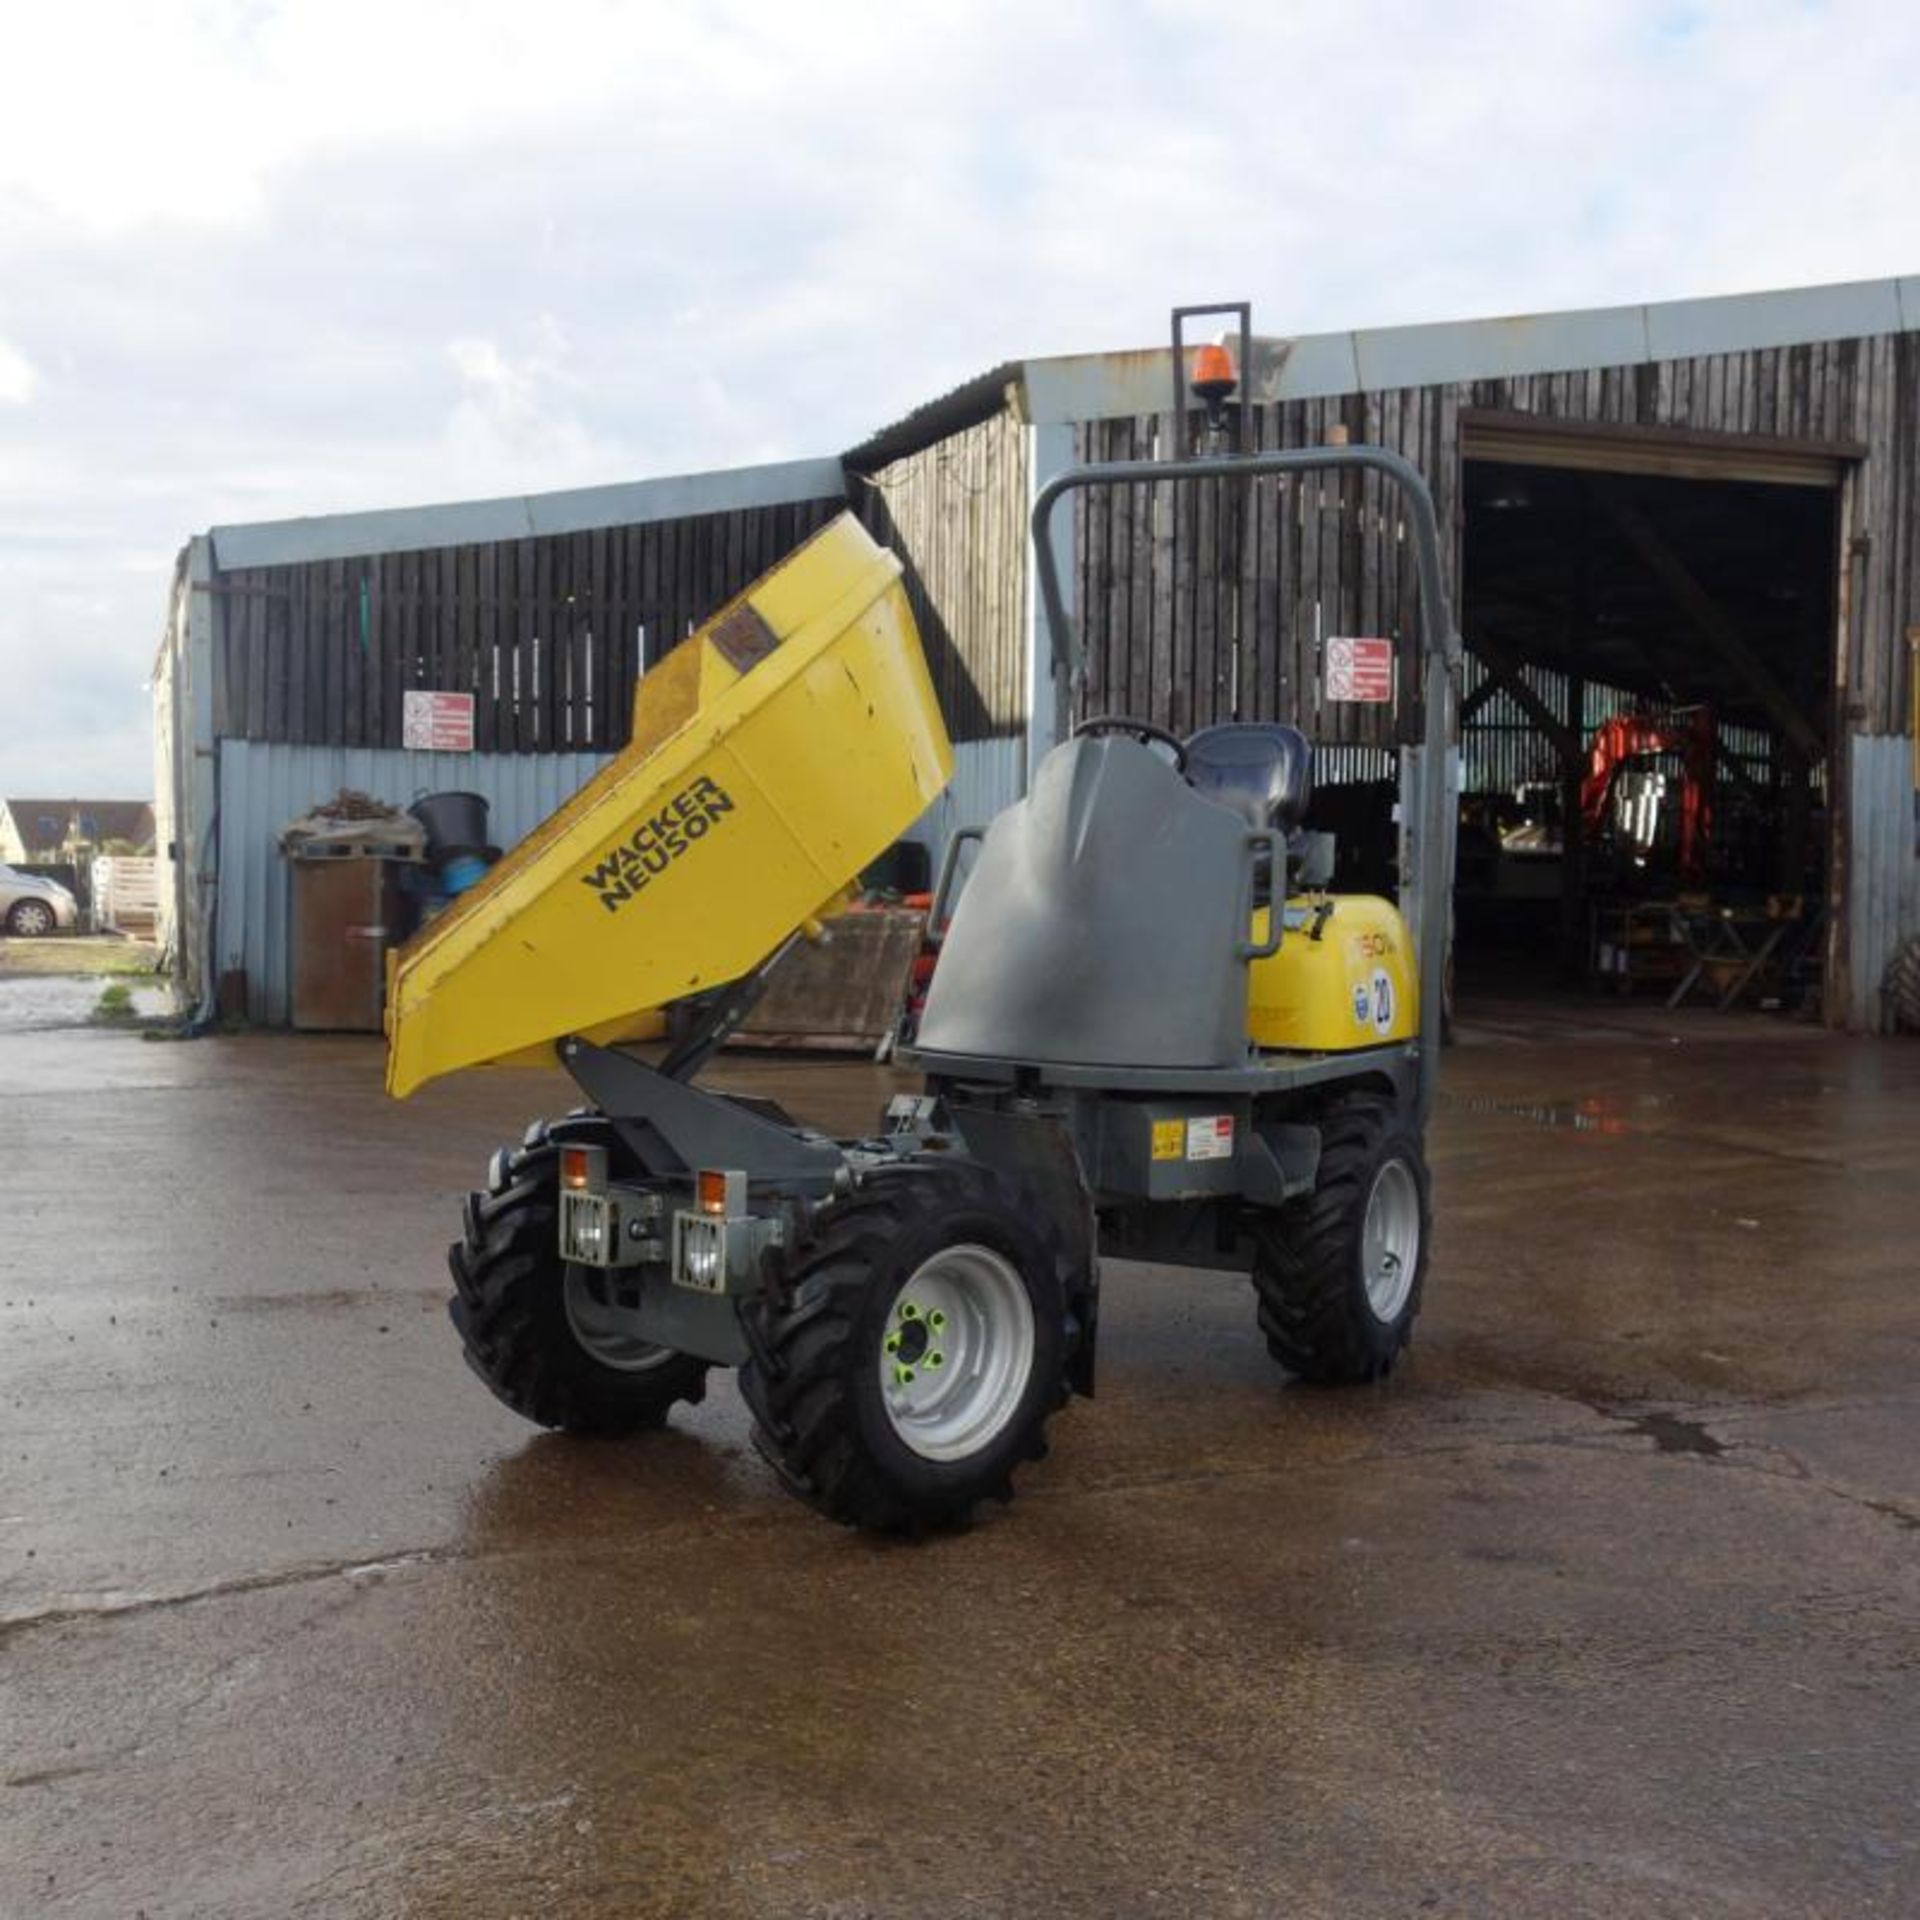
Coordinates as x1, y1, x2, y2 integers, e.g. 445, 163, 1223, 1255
1151, 1119, 1185, 1161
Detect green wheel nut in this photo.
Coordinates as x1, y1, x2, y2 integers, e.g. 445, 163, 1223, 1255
900, 1301, 920, 1321
885, 1333, 900, 1354
927, 1351, 945, 1369
929, 1310, 947, 1331
899, 1367, 916, 1386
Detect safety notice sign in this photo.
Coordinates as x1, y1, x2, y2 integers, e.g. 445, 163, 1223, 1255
1325, 637, 1394, 704
402, 690, 476, 752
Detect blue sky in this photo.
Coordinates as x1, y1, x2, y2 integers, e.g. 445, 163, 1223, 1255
0, 0, 1914, 795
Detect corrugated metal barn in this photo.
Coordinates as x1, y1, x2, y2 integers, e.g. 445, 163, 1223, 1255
158, 273, 1920, 1030
843, 273, 1920, 1032
154, 457, 1029, 1023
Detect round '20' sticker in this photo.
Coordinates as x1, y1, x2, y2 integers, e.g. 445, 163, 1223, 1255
1370, 969, 1395, 1034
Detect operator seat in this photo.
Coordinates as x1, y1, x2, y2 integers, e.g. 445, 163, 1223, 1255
1183, 722, 1313, 832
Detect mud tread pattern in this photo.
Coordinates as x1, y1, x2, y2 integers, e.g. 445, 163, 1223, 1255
1250, 1094, 1424, 1385
738, 1164, 1067, 1535
448, 1126, 709, 1434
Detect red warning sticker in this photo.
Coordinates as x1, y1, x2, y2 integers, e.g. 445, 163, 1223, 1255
1326, 636, 1394, 703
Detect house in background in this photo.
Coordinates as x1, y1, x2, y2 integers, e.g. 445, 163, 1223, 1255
0, 798, 156, 865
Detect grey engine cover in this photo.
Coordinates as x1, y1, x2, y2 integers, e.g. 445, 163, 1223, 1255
917, 735, 1255, 1070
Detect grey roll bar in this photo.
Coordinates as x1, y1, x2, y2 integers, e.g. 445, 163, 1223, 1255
1029, 445, 1463, 1125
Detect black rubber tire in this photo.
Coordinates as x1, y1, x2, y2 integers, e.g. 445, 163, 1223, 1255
1250, 1094, 1430, 1383
738, 1163, 1068, 1534
6, 900, 55, 937
447, 1125, 710, 1434
1887, 937, 1920, 1034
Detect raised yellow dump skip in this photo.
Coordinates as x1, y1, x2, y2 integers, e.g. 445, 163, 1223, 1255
385, 514, 954, 1097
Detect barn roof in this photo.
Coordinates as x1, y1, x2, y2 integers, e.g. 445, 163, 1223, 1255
842, 363, 1021, 471
196, 274, 1920, 569
854, 273, 1920, 464
207, 455, 849, 571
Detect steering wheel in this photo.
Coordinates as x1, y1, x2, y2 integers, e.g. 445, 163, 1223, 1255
1072, 715, 1188, 770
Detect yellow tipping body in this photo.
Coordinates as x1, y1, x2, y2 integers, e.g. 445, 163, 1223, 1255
1247, 895, 1419, 1051
384, 513, 954, 1097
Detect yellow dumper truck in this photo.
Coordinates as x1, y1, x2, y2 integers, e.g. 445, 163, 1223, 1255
388, 414, 1459, 1534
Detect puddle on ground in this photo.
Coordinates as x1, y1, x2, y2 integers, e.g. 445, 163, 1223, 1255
0, 975, 173, 1034
1438, 1091, 1659, 1136
1576, 1402, 1728, 1457
1618, 1409, 1728, 1457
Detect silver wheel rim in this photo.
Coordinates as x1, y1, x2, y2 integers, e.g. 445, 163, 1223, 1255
1362, 1158, 1421, 1323
878, 1243, 1036, 1463
13, 903, 52, 935
562, 1265, 678, 1373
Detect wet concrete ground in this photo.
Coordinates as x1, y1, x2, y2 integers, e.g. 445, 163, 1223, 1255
2, 1008, 1916, 1917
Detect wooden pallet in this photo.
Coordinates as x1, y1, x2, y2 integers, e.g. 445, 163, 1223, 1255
735, 907, 925, 1053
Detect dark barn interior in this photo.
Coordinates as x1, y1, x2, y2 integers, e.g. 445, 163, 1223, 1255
1455, 450, 1837, 1008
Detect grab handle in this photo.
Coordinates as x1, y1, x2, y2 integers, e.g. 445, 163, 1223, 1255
1236, 831, 1284, 960
926, 827, 985, 950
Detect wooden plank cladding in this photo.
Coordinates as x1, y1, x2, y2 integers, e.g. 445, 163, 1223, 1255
852, 410, 1029, 743
1073, 396, 1445, 751
1070, 329, 1920, 743
209, 498, 841, 752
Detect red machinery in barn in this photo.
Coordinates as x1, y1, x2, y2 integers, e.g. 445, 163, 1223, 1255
1579, 705, 1715, 883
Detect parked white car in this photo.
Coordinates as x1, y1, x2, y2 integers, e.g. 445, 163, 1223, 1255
0, 863, 79, 935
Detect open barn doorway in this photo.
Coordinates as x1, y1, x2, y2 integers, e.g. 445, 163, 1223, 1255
1453, 431, 1840, 1018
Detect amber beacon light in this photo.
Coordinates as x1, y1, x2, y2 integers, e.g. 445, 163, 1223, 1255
1190, 341, 1238, 414
1170, 301, 1251, 453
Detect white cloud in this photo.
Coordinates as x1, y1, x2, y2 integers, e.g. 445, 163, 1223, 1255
0, 335, 35, 403
443, 322, 610, 492
0, 0, 1917, 790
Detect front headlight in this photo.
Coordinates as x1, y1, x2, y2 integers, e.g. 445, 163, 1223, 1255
683, 1233, 721, 1288
559, 1191, 611, 1264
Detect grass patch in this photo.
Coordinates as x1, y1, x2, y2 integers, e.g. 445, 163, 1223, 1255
93, 982, 137, 1022
0, 936, 160, 979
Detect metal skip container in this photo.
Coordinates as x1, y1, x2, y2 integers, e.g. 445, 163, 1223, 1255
383, 513, 955, 1097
